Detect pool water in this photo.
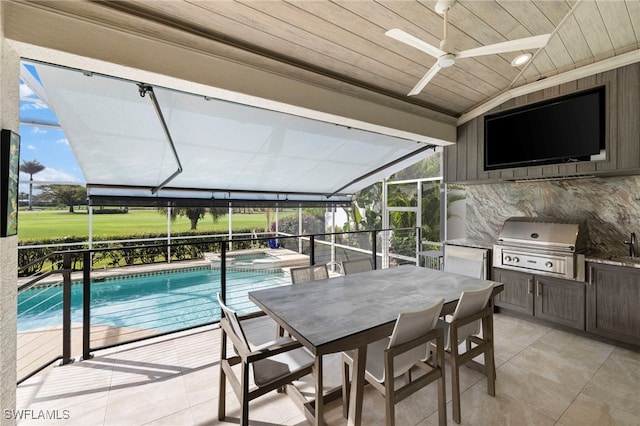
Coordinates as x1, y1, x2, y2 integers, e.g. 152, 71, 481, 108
18, 268, 289, 332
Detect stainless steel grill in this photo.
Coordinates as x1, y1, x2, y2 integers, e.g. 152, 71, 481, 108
493, 217, 589, 281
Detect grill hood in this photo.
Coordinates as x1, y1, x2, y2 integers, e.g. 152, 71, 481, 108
497, 217, 589, 253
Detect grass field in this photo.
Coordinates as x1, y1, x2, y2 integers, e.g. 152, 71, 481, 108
17, 209, 293, 241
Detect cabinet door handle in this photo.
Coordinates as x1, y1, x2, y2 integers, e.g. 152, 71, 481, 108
588, 266, 594, 285
537, 282, 542, 297
528, 279, 533, 294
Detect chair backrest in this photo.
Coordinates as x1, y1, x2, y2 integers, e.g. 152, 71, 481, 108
217, 293, 251, 352
290, 264, 329, 284
342, 258, 373, 275
385, 298, 445, 380
449, 283, 494, 346
443, 245, 487, 279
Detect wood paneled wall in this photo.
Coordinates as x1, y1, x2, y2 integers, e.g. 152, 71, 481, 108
445, 62, 640, 183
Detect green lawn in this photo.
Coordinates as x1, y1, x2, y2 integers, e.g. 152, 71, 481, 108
17, 209, 290, 241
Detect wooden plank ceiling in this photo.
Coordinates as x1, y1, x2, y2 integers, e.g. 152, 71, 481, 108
24, 0, 640, 118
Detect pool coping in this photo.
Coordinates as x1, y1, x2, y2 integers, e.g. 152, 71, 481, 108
18, 247, 311, 288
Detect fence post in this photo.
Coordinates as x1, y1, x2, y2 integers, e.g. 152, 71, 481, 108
416, 226, 422, 266
309, 235, 315, 265
62, 252, 73, 365
371, 230, 378, 269
82, 251, 93, 360
220, 241, 227, 302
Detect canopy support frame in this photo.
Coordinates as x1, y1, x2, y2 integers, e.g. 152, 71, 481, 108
138, 83, 184, 194
327, 143, 435, 197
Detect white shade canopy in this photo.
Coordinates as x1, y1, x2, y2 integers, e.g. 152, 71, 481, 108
34, 63, 436, 206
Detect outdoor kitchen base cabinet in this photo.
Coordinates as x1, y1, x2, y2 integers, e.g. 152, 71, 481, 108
535, 276, 585, 330
493, 268, 586, 330
492, 268, 533, 316
587, 263, 640, 346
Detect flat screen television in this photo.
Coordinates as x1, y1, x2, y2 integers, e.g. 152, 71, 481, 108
484, 87, 605, 171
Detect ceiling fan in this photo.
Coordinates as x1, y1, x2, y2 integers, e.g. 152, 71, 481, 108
386, 0, 551, 96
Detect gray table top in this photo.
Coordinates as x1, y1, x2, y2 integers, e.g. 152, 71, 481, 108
249, 264, 503, 356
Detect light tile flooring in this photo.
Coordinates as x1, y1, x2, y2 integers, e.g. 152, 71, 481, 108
16, 313, 640, 426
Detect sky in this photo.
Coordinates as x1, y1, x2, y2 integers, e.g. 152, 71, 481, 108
19, 66, 85, 194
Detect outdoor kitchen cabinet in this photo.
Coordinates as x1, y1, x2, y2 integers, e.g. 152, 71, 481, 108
586, 263, 640, 346
492, 268, 533, 316
493, 268, 586, 330
534, 275, 585, 330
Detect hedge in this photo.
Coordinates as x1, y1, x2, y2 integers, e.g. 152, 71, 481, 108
17, 229, 268, 277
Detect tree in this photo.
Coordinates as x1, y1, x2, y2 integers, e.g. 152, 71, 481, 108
19, 160, 45, 210
39, 184, 86, 213
158, 207, 226, 230
345, 182, 383, 232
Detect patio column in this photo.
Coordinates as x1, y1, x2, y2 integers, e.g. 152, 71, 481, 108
0, 4, 20, 425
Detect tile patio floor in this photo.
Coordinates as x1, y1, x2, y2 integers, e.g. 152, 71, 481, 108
16, 313, 640, 425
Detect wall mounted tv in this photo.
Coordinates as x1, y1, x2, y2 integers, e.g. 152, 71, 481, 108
484, 87, 605, 171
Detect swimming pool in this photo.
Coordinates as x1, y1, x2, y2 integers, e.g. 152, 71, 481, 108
18, 267, 290, 332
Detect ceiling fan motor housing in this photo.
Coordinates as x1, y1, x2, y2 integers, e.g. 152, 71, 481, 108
435, 0, 456, 15
438, 53, 456, 68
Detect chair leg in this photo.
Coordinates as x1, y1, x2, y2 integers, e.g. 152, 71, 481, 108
342, 359, 351, 419
486, 345, 496, 396
451, 356, 461, 424
218, 365, 226, 420
450, 344, 462, 424
240, 363, 250, 426
218, 331, 227, 421
437, 365, 447, 426
484, 315, 496, 396
384, 376, 395, 426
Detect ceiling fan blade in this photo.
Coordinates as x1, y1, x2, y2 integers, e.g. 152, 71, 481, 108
408, 64, 442, 96
456, 34, 551, 59
385, 29, 446, 59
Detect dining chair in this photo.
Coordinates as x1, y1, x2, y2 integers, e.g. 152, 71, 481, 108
217, 293, 315, 426
432, 283, 495, 424
341, 258, 373, 275
342, 298, 447, 426
290, 264, 329, 284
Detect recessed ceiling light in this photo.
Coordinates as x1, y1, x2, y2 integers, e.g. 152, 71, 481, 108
511, 53, 533, 67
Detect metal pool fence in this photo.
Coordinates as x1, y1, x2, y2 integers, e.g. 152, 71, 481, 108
16, 228, 422, 385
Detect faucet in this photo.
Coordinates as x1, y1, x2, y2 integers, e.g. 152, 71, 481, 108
623, 232, 637, 257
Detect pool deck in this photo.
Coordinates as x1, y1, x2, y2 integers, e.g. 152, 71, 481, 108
17, 259, 212, 287
16, 313, 640, 425
18, 247, 310, 287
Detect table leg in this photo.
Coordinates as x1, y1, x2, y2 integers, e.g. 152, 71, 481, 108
314, 355, 324, 426
347, 345, 367, 426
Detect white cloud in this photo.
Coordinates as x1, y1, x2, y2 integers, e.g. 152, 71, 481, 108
27, 145, 36, 150
19, 167, 82, 185
56, 138, 69, 146
20, 83, 34, 97
31, 127, 47, 134
21, 101, 49, 111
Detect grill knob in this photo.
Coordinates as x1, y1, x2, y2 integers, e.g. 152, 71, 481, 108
545, 261, 553, 268
504, 256, 512, 262
513, 257, 520, 263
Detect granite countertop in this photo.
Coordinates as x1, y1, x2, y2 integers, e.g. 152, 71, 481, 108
445, 238, 496, 251
586, 255, 640, 269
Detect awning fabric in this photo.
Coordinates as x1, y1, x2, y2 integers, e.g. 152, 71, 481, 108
34, 63, 436, 207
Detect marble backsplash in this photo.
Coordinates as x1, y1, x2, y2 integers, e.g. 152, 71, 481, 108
460, 175, 640, 257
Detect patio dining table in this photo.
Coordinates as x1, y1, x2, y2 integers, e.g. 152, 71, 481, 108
249, 264, 503, 426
